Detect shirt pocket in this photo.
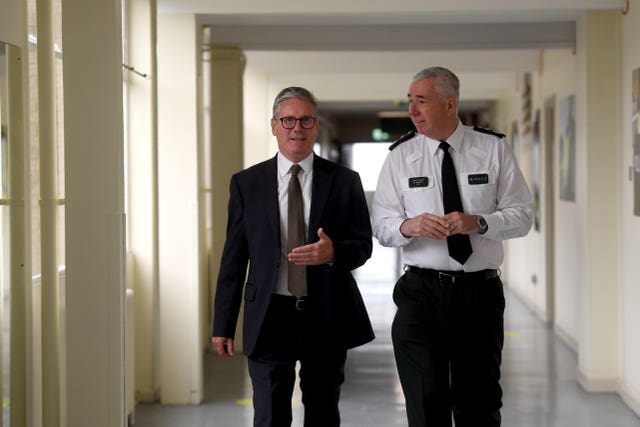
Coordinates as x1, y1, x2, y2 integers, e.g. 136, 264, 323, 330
401, 175, 438, 216
459, 170, 497, 213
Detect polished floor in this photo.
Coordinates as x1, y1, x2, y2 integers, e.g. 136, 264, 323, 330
134, 248, 640, 427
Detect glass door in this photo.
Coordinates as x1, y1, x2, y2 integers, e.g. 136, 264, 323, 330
0, 41, 26, 427
0, 40, 11, 427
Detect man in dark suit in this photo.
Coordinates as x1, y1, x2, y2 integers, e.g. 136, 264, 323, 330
211, 86, 374, 427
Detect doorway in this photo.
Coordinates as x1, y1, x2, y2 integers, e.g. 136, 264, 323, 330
543, 95, 556, 324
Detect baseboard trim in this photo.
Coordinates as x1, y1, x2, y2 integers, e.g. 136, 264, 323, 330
553, 323, 578, 352
136, 387, 158, 403
619, 380, 640, 417
577, 368, 617, 392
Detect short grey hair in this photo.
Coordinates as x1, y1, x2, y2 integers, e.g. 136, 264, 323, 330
272, 86, 318, 118
412, 67, 460, 102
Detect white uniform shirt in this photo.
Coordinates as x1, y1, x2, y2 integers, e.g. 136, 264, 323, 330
371, 121, 534, 272
275, 152, 314, 295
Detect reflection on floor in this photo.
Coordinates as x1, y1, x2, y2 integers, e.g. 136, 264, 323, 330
133, 278, 640, 427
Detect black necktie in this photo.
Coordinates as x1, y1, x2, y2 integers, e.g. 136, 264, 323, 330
288, 164, 307, 298
440, 141, 473, 265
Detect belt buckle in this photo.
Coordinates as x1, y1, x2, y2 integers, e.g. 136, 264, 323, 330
295, 298, 305, 311
438, 271, 455, 284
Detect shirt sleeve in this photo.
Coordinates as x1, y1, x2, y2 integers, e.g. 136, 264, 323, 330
483, 138, 535, 240
371, 154, 413, 247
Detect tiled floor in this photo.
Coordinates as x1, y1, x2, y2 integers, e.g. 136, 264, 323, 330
133, 246, 640, 426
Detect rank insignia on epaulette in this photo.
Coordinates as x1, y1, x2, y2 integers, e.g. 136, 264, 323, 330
473, 126, 505, 139
389, 131, 416, 151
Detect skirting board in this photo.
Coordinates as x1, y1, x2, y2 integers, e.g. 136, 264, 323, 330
136, 387, 159, 403
553, 323, 578, 353
577, 369, 617, 392
619, 381, 640, 417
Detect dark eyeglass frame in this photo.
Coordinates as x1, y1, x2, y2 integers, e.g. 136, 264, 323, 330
277, 116, 317, 129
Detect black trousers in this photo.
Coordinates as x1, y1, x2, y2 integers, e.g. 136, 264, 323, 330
248, 295, 347, 427
392, 270, 505, 427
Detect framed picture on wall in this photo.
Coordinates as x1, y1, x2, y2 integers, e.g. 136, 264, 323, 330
510, 120, 519, 153
531, 109, 541, 231
559, 94, 576, 202
632, 68, 640, 216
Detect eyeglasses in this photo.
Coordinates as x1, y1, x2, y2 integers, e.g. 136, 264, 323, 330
277, 116, 317, 129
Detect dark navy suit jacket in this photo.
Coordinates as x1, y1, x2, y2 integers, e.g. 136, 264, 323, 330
212, 154, 375, 356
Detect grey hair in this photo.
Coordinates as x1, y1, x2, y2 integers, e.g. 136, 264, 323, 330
272, 86, 318, 118
412, 67, 460, 102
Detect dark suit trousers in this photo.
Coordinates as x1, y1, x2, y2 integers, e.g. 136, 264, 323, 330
391, 270, 505, 427
248, 294, 347, 427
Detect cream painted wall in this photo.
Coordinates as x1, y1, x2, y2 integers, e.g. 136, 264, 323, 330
242, 77, 295, 164
243, 72, 276, 167
499, 12, 625, 391
0, 0, 26, 47
495, 14, 640, 413
493, 47, 587, 350
242, 81, 292, 163
496, 48, 586, 353
573, 17, 593, 373
266, 72, 411, 103
264, 71, 513, 105
495, 84, 539, 305
620, 1, 640, 414
539, 50, 580, 344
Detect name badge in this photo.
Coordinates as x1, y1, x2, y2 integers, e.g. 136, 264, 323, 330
408, 176, 429, 188
468, 174, 489, 185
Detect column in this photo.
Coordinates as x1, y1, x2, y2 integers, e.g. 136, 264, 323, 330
157, 14, 202, 404
61, 0, 126, 425
36, 0, 60, 425
124, 0, 159, 403
208, 45, 245, 351
575, 10, 621, 391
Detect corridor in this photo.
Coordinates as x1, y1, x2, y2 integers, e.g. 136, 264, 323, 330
133, 246, 640, 427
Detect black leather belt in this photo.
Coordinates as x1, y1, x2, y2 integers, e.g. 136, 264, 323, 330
272, 294, 306, 311
403, 265, 499, 284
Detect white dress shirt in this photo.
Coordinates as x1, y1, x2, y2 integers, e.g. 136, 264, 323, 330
371, 121, 534, 272
275, 152, 314, 295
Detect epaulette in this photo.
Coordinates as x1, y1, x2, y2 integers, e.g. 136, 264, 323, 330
388, 131, 416, 151
473, 126, 505, 139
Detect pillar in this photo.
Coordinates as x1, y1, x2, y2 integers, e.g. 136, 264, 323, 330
575, 10, 621, 391
157, 14, 203, 404
62, 0, 126, 425
207, 44, 245, 351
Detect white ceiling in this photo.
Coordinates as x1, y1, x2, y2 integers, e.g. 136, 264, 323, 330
159, 0, 626, 106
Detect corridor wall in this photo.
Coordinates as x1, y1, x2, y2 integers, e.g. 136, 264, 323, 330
495, 7, 640, 416
620, 0, 640, 415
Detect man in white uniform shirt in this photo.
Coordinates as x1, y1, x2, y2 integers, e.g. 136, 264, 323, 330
371, 67, 534, 427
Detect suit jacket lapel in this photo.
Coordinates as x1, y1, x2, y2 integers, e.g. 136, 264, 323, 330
262, 156, 280, 243
308, 154, 334, 243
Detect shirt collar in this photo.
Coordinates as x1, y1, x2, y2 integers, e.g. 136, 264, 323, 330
277, 152, 314, 177
425, 120, 464, 158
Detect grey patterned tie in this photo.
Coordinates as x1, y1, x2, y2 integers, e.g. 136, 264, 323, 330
288, 164, 307, 298
440, 141, 473, 265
